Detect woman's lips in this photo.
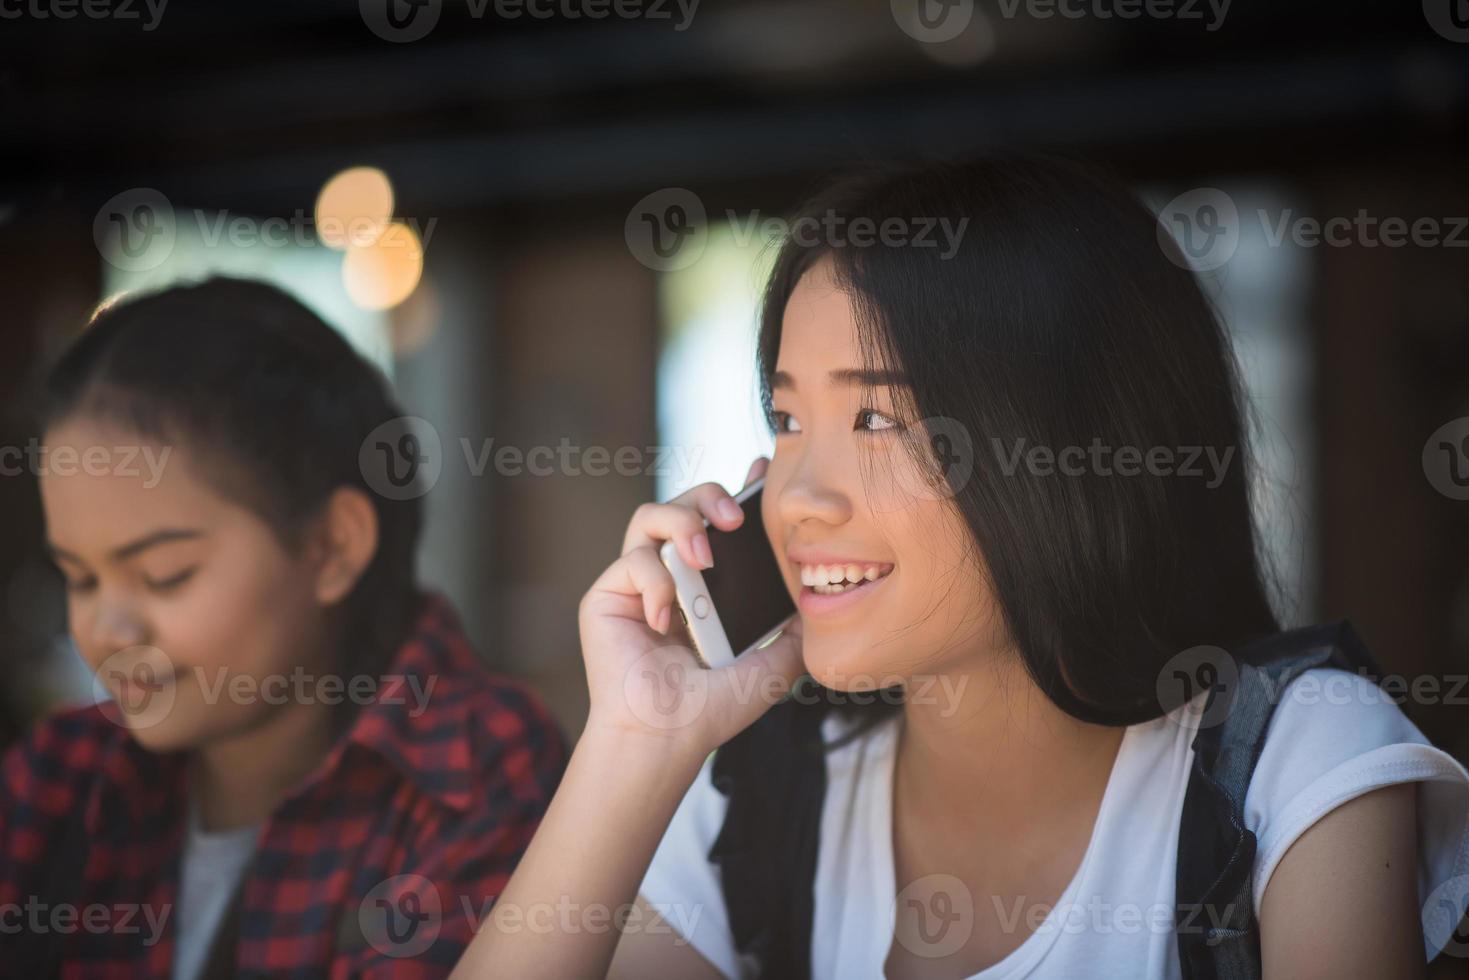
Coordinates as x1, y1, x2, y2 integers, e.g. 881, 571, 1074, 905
109, 667, 171, 705
796, 567, 893, 616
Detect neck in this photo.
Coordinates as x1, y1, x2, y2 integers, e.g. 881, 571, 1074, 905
191, 698, 341, 831
896, 650, 1125, 841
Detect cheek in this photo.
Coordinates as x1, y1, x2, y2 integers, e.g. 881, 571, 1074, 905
152, 535, 327, 709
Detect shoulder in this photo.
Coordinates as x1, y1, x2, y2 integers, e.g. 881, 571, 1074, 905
2, 701, 123, 805
391, 597, 570, 800
460, 669, 568, 758
1246, 666, 1469, 934
0, 703, 127, 893
418, 650, 571, 808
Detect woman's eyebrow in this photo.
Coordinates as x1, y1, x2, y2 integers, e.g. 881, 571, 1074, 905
770, 368, 911, 390
47, 528, 205, 565
829, 368, 910, 387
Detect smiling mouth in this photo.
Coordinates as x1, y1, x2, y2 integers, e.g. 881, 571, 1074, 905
798, 561, 895, 595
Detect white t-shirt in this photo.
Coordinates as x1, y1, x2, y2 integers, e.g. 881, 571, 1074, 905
171, 792, 262, 980
638, 668, 1469, 979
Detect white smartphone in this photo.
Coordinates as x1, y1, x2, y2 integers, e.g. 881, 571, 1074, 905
658, 478, 797, 669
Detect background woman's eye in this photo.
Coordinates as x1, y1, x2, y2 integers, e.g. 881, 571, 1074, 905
772, 410, 802, 434
64, 577, 97, 595
147, 568, 197, 591
857, 409, 898, 432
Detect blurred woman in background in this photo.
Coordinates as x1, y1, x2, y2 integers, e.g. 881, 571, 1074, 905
2, 279, 567, 978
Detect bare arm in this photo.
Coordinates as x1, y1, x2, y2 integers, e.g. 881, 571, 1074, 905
1258, 782, 1425, 980
449, 724, 712, 979
451, 461, 803, 980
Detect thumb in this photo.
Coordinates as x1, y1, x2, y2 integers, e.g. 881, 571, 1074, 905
714, 621, 806, 736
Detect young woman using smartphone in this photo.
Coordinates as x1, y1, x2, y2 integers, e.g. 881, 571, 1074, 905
2, 279, 568, 978
451, 157, 1469, 979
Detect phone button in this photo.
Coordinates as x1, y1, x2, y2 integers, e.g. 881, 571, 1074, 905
692, 595, 711, 619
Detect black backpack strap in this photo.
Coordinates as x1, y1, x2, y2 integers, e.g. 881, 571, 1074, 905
1175, 620, 1383, 980
709, 691, 829, 980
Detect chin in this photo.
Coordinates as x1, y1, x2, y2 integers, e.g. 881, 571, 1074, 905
800, 639, 896, 694
114, 717, 201, 753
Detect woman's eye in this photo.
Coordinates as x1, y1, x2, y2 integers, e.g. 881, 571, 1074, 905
64, 577, 97, 595
856, 409, 899, 432
146, 568, 197, 591
772, 411, 802, 435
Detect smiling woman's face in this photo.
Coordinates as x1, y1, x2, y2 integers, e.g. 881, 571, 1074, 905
761, 257, 1006, 692
38, 414, 334, 751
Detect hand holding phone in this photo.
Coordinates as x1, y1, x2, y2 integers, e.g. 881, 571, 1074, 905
577, 458, 804, 755
658, 477, 796, 669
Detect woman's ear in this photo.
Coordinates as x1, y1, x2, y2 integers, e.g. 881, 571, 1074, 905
310, 487, 380, 606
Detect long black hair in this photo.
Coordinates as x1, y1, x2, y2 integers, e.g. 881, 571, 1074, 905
764, 154, 1281, 726
711, 155, 1283, 975
37, 277, 424, 693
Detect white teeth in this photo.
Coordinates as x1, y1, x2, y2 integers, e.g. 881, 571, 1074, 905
798, 562, 892, 588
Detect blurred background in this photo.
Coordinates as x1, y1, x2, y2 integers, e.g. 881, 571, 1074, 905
1, 0, 1466, 840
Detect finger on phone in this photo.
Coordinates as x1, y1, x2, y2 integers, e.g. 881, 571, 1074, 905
622, 502, 710, 568
618, 546, 678, 632
671, 481, 744, 532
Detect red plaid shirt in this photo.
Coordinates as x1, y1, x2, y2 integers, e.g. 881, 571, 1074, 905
0, 590, 568, 978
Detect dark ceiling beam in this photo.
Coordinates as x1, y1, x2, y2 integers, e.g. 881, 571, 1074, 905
13, 46, 1467, 213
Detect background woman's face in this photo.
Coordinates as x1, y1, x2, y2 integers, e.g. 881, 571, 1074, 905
761, 258, 1006, 693
39, 415, 333, 751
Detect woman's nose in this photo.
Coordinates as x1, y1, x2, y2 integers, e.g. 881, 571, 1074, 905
775, 452, 852, 529
89, 593, 149, 654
